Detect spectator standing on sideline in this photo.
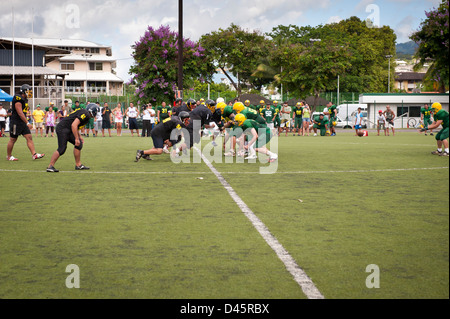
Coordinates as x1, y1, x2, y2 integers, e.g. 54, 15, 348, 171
113, 103, 123, 136
0, 103, 7, 137
45, 106, 56, 137
280, 101, 292, 137
58, 100, 69, 123
141, 104, 153, 137
354, 107, 364, 136
94, 102, 102, 137
126, 102, 140, 137
302, 104, 311, 136
101, 102, 113, 137
377, 110, 387, 136
384, 105, 396, 136
32, 105, 45, 137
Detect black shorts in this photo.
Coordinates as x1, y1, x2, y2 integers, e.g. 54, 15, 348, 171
56, 125, 83, 156
129, 118, 138, 130
102, 120, 111, 129
9, 120, 31, 138
0, 121, 5, 130
151, 134, 164, 149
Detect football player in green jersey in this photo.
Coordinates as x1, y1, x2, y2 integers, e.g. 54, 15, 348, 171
234, 114, 278, 162
273, 100, 281, 136
244, 99, 256, 111
424, 103, 449, 156
324, 102, 337, 136
217, 102, 237, 156
312, 113, 329, 136
292, 102, 303, 136
420, 104, 434, 136
261, 103, 276, 130
233, 102, 266, 125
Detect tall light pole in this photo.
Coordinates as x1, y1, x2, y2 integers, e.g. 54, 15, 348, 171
177, 0, 183, 99
386, 55, 393, 93
82, 53, 92, 102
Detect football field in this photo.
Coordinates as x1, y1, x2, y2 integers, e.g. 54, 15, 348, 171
0, 130, 448, 299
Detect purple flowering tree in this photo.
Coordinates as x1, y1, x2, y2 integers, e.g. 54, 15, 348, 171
129, 25, 214, 104
411, 0, 449, 92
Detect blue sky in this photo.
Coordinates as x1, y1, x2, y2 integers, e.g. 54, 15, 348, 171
0, 0, 443, 82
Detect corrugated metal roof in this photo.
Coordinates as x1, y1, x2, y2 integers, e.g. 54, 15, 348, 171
1, 37, 109, 49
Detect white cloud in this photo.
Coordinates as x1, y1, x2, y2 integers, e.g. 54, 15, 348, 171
0, 0, 434, 82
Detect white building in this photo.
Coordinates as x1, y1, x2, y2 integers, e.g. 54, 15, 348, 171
2, 37, 124, 99
359, 93, 449, 129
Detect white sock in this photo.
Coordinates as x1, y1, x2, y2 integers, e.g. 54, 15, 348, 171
445, 148, 449, 153
267, 151, 277, 158
438, 148, 442, 152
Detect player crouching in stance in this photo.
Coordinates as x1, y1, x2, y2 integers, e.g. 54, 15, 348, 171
135, 111, 190, 162
233, 113, 278, 162
46, 103, 98, 172
423, 103, 449, 157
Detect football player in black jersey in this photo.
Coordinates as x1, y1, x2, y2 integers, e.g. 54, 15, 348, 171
46, 104, 99, 172
6, 84, 44, 161
185, 99, 215, 149
135, 111, 190, 162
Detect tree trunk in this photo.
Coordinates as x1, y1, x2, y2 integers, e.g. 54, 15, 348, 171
311, 90, 320, 113
220, 66, 241, 95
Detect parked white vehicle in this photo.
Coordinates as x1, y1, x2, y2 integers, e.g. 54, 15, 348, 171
335, 104, 368, 129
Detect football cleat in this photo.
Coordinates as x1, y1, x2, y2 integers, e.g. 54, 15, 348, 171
440, 152, 449, 157
142, 154, 153, 161
46, 166, 59, 173
7, 156, 18, 161
32, 153, 45, 160
431, 150, 442, 156
135, 150, 143, 162
75, 164, 90, 170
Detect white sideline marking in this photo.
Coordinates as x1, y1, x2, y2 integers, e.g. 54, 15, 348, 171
194, 147, 325, 299
0, 167, 448, 175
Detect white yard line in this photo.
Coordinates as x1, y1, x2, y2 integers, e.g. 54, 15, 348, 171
194, 147, 325, 299
1, 167, 447, 175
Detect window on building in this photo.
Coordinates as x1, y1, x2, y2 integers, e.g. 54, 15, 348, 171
60, 62, 75, 70
397, 106, 421, 117
86, 48, 100, 54
89, 62, 103, 71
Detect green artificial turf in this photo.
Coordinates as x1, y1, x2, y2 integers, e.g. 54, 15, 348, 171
0, 130, 448, 299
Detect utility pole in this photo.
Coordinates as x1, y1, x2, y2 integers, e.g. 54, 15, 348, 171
386, 55, 393, 93
177, 0, 183, 98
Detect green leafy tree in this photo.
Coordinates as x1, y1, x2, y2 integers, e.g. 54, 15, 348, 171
271, 39, 352, 111
411, 0, 449, 92
267, 17, 397, 94
200, 24, 274, 94
129, 25, 214, 105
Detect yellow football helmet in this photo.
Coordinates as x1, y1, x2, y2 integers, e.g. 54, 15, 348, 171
260, 100, 265, 105
326, 130, 331, 136
432, 102, 442, 113
244, 100, 250, 106
217, 102, 227, 114
234, 113, 246, 126
233, 102, 245, 113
